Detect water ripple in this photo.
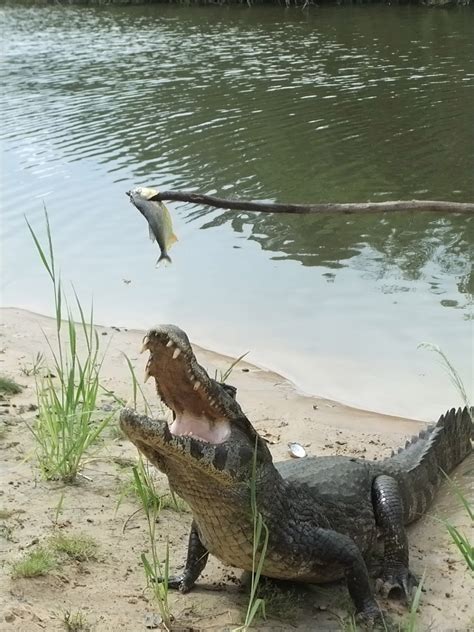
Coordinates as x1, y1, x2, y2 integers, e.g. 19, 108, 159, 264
1, 4, 472, 417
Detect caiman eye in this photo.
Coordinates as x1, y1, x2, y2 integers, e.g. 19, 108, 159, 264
220, 383, 237, 400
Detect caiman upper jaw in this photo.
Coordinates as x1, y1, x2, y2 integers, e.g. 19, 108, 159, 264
141, 324, 245, 444
121, 325, 273, 476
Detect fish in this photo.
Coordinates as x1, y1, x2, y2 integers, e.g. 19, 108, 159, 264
127, 186, 178, 266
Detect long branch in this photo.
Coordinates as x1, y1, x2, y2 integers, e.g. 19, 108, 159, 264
150, 190, 474, 215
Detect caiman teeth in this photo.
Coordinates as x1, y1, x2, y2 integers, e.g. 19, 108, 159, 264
172, 348, 181, 360
166, 340, 174, 348
144, 359, 152, 383
193, 380, 201, 391
140, 335, 149, 354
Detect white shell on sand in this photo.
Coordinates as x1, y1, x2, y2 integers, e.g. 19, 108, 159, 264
288, 442, 306, 458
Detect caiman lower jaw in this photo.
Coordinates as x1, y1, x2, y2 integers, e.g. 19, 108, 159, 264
119, 408, 172, 446
119, 408, 237, 479
169, 414, 231, 444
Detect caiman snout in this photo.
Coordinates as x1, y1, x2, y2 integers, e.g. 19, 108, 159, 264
119, 407, 171, 444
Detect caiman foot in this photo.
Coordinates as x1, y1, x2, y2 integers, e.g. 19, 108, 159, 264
152, 520, 208, 594
153, 572, 195, 593
355, 600, 385, 628
375, 567, 419, 602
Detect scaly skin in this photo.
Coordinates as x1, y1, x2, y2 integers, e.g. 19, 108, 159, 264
120, 324, 472, 624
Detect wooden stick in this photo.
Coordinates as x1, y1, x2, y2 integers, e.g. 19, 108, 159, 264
149, 190, 474, 215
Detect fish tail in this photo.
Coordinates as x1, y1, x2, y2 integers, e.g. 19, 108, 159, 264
156, 253, 172, 267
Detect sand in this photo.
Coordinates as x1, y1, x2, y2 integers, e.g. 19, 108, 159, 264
0, 307, 472, 631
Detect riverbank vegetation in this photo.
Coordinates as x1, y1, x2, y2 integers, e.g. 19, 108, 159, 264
25, 212, 115, 483
0, 376, 23, 396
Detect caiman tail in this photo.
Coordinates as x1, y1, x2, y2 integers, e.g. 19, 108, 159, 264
383, 407, 472, 524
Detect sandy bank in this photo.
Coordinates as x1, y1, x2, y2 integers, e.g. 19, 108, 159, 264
0, 307, 472, 631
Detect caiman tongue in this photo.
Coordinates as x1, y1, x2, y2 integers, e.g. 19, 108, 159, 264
141, 325, 241, 444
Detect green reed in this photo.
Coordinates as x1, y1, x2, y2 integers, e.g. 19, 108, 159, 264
26, 209, 114, 482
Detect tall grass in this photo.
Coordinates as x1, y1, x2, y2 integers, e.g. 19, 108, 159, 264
214, 351, 249, 383
122, 352, 152, 414
116, 357, 174, 627
119, 456, 187, 515
418, 343, 472, 415
25, 210, 113, 482
132, 462, 172, 629
439, 473, 473, 571
235, 437, 269, 631
403, 573, 425, 632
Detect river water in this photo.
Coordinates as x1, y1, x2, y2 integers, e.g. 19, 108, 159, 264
1, 4, 473, 419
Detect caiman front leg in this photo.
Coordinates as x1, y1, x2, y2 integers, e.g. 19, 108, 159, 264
372, 475, 418, 600
312, 528, 382, 624
162, 520, 209, 593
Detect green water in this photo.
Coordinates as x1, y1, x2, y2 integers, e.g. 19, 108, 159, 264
1, 4, 473, 418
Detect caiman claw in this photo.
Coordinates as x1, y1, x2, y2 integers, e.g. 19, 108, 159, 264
355, 600, 386, 628
153, 572, 195, 593
376, 567, 419, 602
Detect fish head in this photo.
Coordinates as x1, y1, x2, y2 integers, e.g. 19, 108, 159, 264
127, 186, 159, 204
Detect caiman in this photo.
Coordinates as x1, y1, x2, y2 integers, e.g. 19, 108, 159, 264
120, 324, 472, 624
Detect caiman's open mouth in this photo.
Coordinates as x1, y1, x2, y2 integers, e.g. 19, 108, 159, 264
141, 325, 243, 445
120, 325, 272, 479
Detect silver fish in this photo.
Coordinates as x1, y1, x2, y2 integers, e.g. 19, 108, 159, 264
127, 186, 178, 266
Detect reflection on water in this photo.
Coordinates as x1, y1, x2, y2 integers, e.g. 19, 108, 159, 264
1, 4, 473, 418
200, 209, 472, 300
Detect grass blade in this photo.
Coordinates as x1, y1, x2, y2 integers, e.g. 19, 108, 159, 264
26, 210, 114, 483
